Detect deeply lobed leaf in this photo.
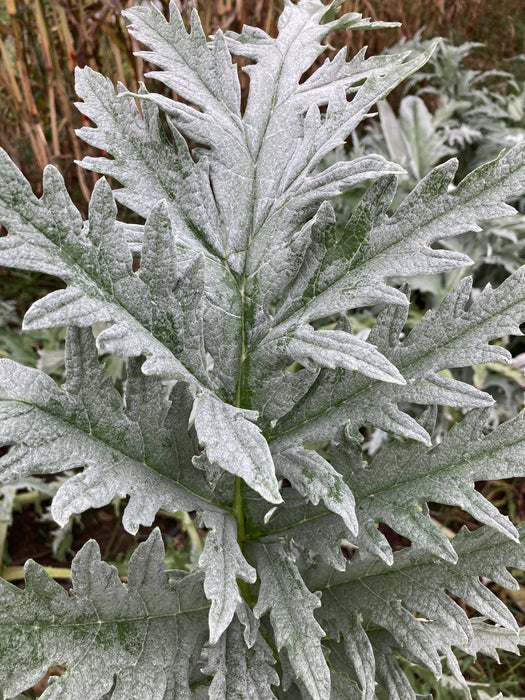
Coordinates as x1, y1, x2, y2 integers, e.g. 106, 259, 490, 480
0, 328, 224, 532
308, 524, 525, 695
0, 530, 209, 699
0, 1, 525, 697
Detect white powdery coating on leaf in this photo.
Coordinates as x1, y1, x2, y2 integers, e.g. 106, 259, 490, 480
194, 392, 282, 504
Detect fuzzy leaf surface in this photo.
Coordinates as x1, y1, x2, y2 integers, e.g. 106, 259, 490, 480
0, 328, 224, 532
342, 407, 525, 563
0, 2, 525, 698
202, 616, 279, 699
308, 524, 525, 679
262, 407, 525, 566
194, 393, 281, 504
273, 447, 357, 535
253, 542, 330, 700
200, 512, 256, 644
0, 530, 209, 699
271, 268, 525, 450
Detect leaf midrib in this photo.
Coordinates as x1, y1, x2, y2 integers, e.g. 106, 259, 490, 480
268, 277, 525, 446
0, 397, 229, 513
259, 414, 525, 539
313, 531, 523, 593
0, 606, 210, 631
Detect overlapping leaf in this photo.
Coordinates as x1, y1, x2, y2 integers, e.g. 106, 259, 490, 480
1, 1, 525, 698
194, 393, 282, 504
272, 447, 357, 535
122, 2, 418, 272
73, 0, 439, 416
261, 406, 525, 569
308, 524, 525, 689
249, 484, 349, 571
248, 142, 525, 424
0, 529, 209, 699
74, 67, 243, 394
202, 616, 279, 699
252, 542, 330, 700
0, 0, 438, 512
346, 407, 525, 563
0, 163, 219, 390
465, 618, 525, 660
75, 67, 226, 257
0, 327, 224, 532
272, 139, 525, 329
199, 512, 256, 644
270, 267, 525, 449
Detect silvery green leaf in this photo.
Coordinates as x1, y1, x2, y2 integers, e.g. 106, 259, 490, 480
274, 647, 302, 697
354, 141, 525, 273
270, 268, 525, 450
0, 161, 216, 391
333, 614, 376, 700
0, 530, 209, 699
203, 616, 279, 699
75, 66, 226, 258
236, 600, 260, 649
376, 99, 415, 174
377, 95, 453, 181
273, 448, 357, 535
275, 142, 525, 331
273, 179, 397, 325
243, 155, 405, 321
0, 328, 224, 533
139, 199, 178, 299
0, 154, 81, 280
75, 62, 243, 394
374, 651, 419, 700
308, 524, 525, 678
200, 512, 256, 645
125, 5, 241, 116
346, 408, 525, 562
264, 408, 525, 566
1, 1, 525, 696
121, 0, 434, 319
398, 95, 453, 176
327, 672, 361, 700
286, 326, 405, 384
259, 435, 370, 569
253, 542, 330, 700
258, 488, 348, 571
0, 478, 55, 525
463, 618, 524, 661
194, 392, 282, 504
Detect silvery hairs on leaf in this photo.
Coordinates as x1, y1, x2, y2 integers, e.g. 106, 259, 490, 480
1, 0, 525, 698
0, 530, 209, 699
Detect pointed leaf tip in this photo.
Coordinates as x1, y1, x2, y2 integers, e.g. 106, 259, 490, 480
195, 393, 282, 504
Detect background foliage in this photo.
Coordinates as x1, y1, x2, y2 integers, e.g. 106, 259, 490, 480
0, 0, 524, 207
